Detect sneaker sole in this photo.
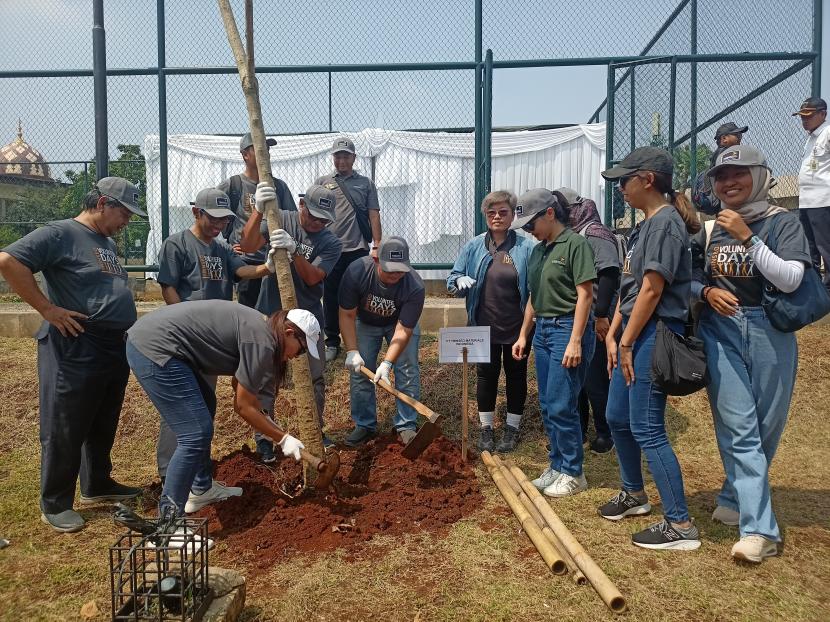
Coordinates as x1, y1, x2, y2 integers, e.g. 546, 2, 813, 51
714, 518, 740, 527
600, 503, 652, 521
632, 538, 702, 551
79, 492, 141, 505
40, 513, 85, 533
543, 485, 588, 498
732, 548, 777, 564
261, 457, 277, 464
184, 492, 242, 514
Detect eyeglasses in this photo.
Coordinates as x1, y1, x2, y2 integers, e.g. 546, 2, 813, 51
521, 210, 545, 232
302, 205, 332, 226
199, 210, 232, 225
485, 209, 512, 220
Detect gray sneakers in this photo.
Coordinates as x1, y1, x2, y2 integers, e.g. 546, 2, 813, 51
325, 346, 340, 363
712, 505, 740, 526
495, 425, 519, 453
41, 509, 85, 533
477, 426, 495, 453
184, 480, 242, 513
531, 466, 562, 490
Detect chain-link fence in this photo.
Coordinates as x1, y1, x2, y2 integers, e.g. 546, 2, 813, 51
0, 0, 820, 267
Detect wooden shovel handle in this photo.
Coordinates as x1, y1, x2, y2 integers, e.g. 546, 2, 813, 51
298, 448, 322, 469
359, 365, 440, 423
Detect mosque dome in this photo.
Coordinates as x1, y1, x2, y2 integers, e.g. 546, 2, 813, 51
0, 121, 53, 181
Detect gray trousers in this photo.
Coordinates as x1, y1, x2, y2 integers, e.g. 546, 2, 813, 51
799, 206, 830, 290
38, 324, 130, 513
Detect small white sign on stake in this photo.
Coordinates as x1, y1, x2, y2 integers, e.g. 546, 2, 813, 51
439, 326, 491, 363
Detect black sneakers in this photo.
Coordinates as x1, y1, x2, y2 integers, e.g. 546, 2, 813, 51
598, 490, 652, 521
344, 426, 377, 447
495, 425, 519, 453
79, 479, 142, 505
478, 426, 495, 452
590, 435, 614, 454
631, 519, 701, 551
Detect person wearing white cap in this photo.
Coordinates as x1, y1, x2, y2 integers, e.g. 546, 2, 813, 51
217, 132, 297, 308
239, 184, 343, 457
0, 177, 146, 532
154, 187, 282, 479
126, 301, 320, 517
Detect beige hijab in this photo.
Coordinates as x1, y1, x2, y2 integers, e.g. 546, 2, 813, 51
713, 164, 786, 223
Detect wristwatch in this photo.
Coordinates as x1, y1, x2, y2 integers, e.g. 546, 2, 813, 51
742, 234, 761, 249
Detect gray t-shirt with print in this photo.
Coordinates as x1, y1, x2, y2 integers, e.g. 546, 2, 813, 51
217, 173, 297, 263
695, 211, 810, 307
338, 256, 425, 328
127, 300, 277, 401
157, 229, 247, 302
255, 210, 343, 323
4, 218, 136, 330
315, 171, 380, 253
618, 206, 691, 322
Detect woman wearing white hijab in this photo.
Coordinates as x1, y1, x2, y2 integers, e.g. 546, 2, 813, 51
693, 145, 811, 563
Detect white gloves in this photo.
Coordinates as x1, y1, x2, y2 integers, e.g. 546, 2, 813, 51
265, 247, 277, 273
345, 350, 365, 373
254, 182, 276, 214
269, 229, 297, 254
455, 276, 476, 291
373, 360, 393, 384
278, 434, 305, 461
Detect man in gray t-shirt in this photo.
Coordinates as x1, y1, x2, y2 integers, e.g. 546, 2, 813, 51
339, 238, 425, 447
316, 137, 383, 361
216, 132, 297, 308
0, 177, 145, 532
241, 184, 343, 450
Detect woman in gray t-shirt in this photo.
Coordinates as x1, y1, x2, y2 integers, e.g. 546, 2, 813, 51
126, 301, 319, 518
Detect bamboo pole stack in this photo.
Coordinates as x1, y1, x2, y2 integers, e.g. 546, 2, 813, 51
481, 451, 627, 614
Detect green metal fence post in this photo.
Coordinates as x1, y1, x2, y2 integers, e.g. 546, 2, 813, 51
813, 0, 822, 96
92, 0, 108, 179
328, 71, 333, 132
483, 49, 493, 195
157, 0, 169, 242
474, 0, 484, 234
605, 63, 615, 225
669, 57, 677, 153
629, 66, 636, 226
689, 0, 698, 188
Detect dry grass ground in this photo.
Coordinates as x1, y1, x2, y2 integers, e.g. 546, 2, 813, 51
0, 327, 829, 621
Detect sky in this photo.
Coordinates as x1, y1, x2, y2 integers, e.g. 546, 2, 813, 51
0, 0, 826, 178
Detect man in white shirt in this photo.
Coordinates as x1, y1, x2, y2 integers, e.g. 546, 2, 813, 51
794, 96, 830, 289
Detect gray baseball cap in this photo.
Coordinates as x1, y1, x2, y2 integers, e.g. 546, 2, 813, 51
555, 187, 581, 206
97, 176, 146, 217
601, 146, 673, 180
300, 184, 336, 221
706, 144, 769, 178
510, 188, 559, 230
378, 236, 411, 273
240, 132, 277, 151
191, 188, 235, 218
331, 137, 356, 155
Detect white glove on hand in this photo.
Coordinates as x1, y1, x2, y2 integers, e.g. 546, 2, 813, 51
278, 434, 305, 462
269, 229, 297, 254
265, 247, 277, 273
345, 350, 365, 373
455, 276, 477, 291
373, 360, 393, 384
254, 182, 276, 214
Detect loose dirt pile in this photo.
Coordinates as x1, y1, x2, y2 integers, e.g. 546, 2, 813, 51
192, 435, 482, 569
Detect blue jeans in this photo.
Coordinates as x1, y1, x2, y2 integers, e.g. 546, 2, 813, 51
349, 321, 421, 431
533, 315, 595, 476
698, 307, 797, 541
126, 341, 214, 516
606, 318, 691, 523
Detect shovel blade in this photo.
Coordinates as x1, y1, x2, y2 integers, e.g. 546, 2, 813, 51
401, 421, 442, 460
313, 451, 341, 490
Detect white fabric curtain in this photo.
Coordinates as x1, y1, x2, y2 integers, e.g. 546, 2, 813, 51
142, 124, 606, 274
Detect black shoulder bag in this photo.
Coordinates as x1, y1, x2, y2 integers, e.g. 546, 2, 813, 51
651, 319, 710, 396
333, 176, 373, 244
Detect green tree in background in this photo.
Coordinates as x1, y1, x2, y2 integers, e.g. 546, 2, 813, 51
672, 144, 714, 190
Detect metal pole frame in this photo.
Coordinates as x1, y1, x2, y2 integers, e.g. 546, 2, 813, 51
92, 0, 108, 179
689, 0, 698, 189
669, 57, 677, 154
157, 0, 169, 241
474, 0, 484, 235
813, 0, 822, 96
483, 49, 494, 196
604, 63, 616, 225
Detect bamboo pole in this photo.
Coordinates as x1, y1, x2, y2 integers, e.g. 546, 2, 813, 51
218, 0, 323, 472
480, 452, 566, 575
490, 454, 587, 586
504, 460, 627, 614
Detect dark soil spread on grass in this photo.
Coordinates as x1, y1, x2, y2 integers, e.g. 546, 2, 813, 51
191, 435, 482, 570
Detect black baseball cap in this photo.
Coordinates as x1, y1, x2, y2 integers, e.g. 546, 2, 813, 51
714, 122, 748, 140
240, 132, 277, 151
601, 147, 673, 180
792, 97, 827, 117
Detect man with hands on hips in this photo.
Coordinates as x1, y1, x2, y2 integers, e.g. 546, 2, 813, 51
338, 237, 425, 447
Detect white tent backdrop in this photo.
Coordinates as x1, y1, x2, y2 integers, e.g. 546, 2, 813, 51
142, 124, 606, 277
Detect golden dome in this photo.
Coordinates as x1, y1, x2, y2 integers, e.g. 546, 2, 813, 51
0, 120, 52, 181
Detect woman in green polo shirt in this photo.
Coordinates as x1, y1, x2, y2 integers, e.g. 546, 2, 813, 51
512, 189, 596, 498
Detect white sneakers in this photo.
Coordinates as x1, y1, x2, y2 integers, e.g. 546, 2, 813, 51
532, 467, 588, 497
531, 467, 562, 490
731, 535, 777, 563
147, 527, 215, 554
184, 481, 242, 513
543, 473, 588, 498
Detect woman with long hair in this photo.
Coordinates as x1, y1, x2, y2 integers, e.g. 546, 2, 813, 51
599, 147, 702, 551
126, 300, 319, 518
694, 145, 811, 563
447, 190, 534, 453
512, 189, 597, 497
